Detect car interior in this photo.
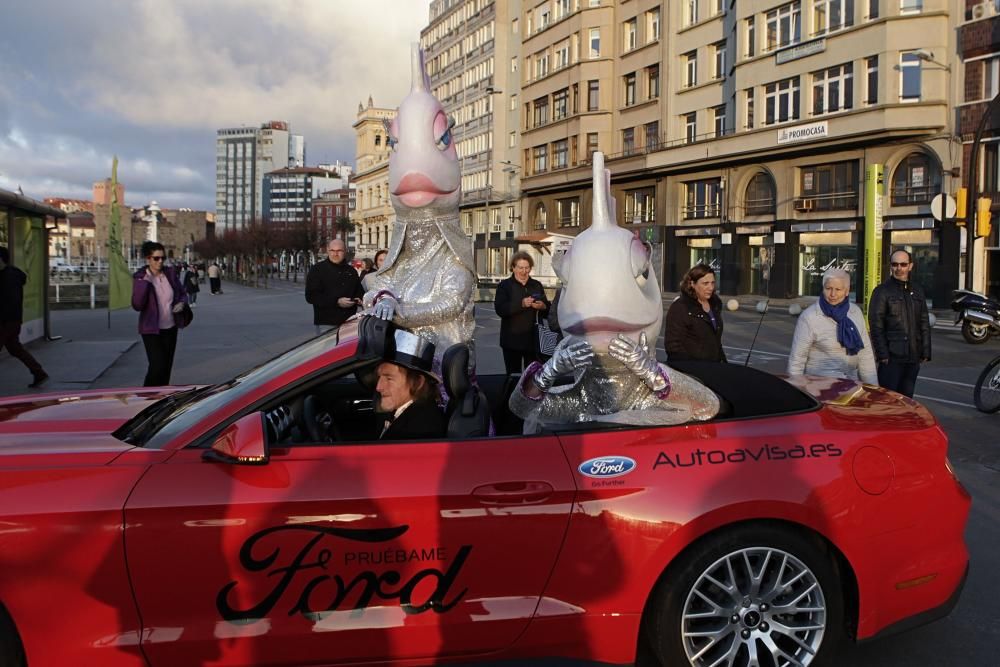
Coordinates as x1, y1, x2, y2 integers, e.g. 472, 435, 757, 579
255, 318, 820, 447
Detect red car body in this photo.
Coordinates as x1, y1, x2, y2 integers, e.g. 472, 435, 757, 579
0, 319, 970, 666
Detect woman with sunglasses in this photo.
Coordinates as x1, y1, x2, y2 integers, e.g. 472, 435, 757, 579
132, 241, 190, 386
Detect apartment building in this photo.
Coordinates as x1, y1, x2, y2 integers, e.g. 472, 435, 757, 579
518, 0, 960, 304
421, 0, 523, 279
262, 166, 346, 226
351, 97, 396, 256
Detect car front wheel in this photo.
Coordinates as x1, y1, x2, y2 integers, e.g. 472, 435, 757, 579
648, 525, 844, 667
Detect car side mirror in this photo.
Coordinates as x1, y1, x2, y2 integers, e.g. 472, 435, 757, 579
202, 412, 270, 465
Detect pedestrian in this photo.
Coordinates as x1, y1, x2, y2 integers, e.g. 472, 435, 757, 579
305, 239, 363, 336
665, 263, 726, 362
208, 262, 222, 294
0, 246, 49, 388
183, 264, 200, 307
868, 249, 932, 398
131, 241, 190, 387
494, 251, 549, 375
374, 249, 388, 271
197, 264, 206, 284
788, 268, 878, 384
359, 257, 375, 280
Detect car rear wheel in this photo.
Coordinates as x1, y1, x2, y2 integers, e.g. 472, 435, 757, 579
962, 321, 991, 345
648, 525, 844, 667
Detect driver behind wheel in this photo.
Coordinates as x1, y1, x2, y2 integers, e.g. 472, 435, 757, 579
375, 331, 447, 440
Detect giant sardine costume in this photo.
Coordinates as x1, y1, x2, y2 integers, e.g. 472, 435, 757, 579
363, 44, 476, 372
510, 153, 720, 430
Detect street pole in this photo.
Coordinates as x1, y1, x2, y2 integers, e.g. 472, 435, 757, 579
965, 90, 1000, 291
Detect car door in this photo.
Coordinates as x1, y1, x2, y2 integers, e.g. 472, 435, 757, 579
124, 430, 576, 666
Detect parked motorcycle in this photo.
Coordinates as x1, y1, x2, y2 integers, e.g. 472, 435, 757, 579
951, 289, 1000, 344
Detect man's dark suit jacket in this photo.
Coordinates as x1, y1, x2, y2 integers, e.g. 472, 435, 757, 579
380, 400, 447, 440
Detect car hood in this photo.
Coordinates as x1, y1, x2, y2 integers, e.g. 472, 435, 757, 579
0, 388, 177, 457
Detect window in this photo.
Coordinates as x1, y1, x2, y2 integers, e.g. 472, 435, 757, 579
713, 42, 727, 79
714, 105, 726, 136
512, 18, 519, 33
647, 64, 660, 99
533, 145, 548, 173
553, 88, 569, 120
589, 0, 601, 6
865, 56, 878, 104
534, 202, 547, 230
812, 63, 854, 115
800, 161, 859, 210
624, 72, 637, 106
557, 197, 580, 226
766, 2, 801, 51
534, 51, 550, 79
646, 9, 660, 42
645, 121, 660, 151
745, 173, 776, 215
868, 0, 879, 19
984, 56, 1000, 100
533, 96, 549, 127
587, 132, 599, 160
746, 88, 755, 129
589, 28, 601, 58
684, 112, 698, 143
891, 153, 940, 205
685, 0, 699, 26
509, 131, 516, 148
813, 0, 854, 36
624, 18, 637, 51
511, 56, 518, 73
623, 127, 636, 155
510, 93, 518, 110
554, 0, 571, 20
713, 0, 724, 15
572, 83, 579, 113
745, 18, 756, 58
900, 51, 921, 101
539, 8, 551, 30
765, 76, 801, 124
588, 80, 600, 110
555, 41, 570, 69
571, 134, 579, 165
900, 0, 922, 14
685, 179, 723, 218
625, 187, 656, 223
553, 139, 569, 169
684, 51, 698, 88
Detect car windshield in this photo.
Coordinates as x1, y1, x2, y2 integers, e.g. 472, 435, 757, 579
116, 327, 348, 448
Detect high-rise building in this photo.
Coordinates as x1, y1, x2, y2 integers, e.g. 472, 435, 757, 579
215, 121, 306, 231
421, 0, 523, 278
262, 166, 347, 226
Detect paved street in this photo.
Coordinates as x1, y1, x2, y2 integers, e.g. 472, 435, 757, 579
1, 277, 998, 665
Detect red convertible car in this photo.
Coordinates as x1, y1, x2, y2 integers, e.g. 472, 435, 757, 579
0, 317, 969, 667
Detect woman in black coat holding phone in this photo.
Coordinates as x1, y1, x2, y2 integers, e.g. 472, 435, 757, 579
494, 252, 549, 374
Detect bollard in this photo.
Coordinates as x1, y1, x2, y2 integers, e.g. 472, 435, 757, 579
90, 283, 96, 309
55, 283, 60, 303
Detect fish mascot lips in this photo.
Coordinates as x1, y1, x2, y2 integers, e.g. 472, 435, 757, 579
393, 173, 453, 208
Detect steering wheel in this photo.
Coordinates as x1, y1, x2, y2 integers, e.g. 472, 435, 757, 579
302, 395, 340, 442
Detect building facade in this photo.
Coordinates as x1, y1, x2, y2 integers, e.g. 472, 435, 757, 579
262, 166, 346, 226
312, 188, 354, 247
516, 0, 962, 304
215, 121, 306, 231
422, 0, 524, 279
350, 97, 396, 256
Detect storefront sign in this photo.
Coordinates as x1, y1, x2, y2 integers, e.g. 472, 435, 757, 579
777, 121, 829, 145
862, 164, 884, 315
775, 39, 826, 65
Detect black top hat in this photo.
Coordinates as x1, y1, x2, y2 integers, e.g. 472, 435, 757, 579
381, 329, 439, 383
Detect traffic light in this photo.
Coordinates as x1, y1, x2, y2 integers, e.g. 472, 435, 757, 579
977, 197, 993, 238
956, 187, 968, 224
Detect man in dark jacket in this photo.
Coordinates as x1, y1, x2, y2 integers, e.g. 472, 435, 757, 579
0, 246, 48, 387
373, 330, 446, 440
305, 239, 363, 335
868, 249, 931, 398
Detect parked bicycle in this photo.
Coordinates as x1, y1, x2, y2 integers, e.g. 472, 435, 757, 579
974, 353, 1000, 413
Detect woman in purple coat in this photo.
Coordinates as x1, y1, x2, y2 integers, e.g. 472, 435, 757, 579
131, 241, 189, 386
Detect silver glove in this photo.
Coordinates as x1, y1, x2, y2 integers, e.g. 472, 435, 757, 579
608, 332, 667, 393
534, 339, 595, 392
372, 296, 397, 321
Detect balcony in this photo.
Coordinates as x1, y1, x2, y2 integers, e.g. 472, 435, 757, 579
795, 191, 858, 212
890, 185, 940, 206
683, 203, 721, 220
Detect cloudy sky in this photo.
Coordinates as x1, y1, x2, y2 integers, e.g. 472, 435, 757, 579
0, 0, 429, 210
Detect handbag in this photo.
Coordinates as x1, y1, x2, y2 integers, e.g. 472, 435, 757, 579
175, 302, 194, 329
536, 312, 558, 356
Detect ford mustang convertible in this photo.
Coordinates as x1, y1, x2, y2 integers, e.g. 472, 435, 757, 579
0, 317, 969, 667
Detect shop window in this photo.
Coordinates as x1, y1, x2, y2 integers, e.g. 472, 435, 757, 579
557, 197, 580, 227
684, 179, 723, 219
625, 187, 656, 224
891, 153, 940, 205
745, 173, 777, 215
799, 161, 858, 210
798, 232, 858, 299
534, 202, 548, 230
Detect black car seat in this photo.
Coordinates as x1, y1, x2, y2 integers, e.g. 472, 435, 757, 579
442, 343, 491, 438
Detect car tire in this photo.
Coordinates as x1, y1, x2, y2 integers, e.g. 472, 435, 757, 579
647, 524, 844, 667
961, 321, 991, 345
0, 604, 26, 667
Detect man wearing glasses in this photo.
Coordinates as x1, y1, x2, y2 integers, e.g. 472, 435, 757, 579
868, 249, 932, 398
305, 239, 363, 336
132, 241, 189, 386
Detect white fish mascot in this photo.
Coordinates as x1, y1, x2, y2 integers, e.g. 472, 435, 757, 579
363, 44, 476, 373
510, 152, 720, 431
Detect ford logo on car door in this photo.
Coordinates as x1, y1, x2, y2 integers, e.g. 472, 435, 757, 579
578, 456, 637, 479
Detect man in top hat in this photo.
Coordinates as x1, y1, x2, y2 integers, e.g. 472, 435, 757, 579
375, 329, 447, 440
